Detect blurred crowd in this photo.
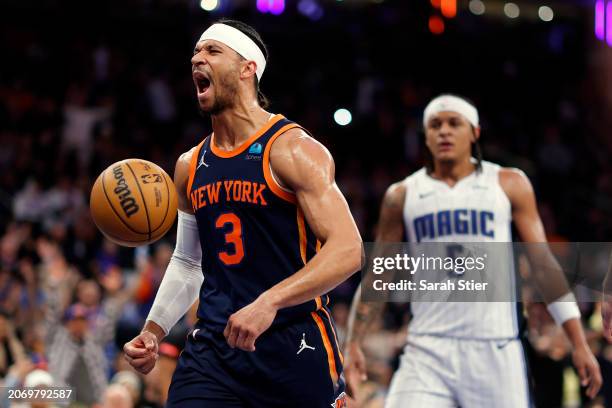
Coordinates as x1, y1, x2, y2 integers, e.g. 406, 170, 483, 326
1, 0, 611, 407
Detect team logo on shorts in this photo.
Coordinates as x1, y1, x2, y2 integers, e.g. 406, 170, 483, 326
297, 333, 315, 355
331, 392, 347, 408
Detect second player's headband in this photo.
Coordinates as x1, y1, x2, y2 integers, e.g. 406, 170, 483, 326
198, 24, 267, 81
423, 95, 479, 128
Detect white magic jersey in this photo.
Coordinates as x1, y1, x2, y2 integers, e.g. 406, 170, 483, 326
403, 161, 520, 339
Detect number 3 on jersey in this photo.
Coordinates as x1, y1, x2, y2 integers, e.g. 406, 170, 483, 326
215, 213, 244, 265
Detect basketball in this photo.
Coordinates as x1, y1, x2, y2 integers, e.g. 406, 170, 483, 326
90, 159, 178, 247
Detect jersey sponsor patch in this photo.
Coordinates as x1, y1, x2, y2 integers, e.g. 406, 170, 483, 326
248, 142, 263, 154
246, 143, 263, 160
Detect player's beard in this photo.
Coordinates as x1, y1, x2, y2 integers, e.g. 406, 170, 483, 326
437, 155, 457, 165
199, 69, 240, 115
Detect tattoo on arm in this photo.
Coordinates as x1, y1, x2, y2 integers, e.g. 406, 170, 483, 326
346, 288, 386, 344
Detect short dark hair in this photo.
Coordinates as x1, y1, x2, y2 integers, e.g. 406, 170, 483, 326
215, 18, 270, 109
422, 94, 482, 173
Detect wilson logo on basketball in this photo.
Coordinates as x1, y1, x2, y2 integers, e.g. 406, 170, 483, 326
112, 165, 139, 217
91, 158, 177, 247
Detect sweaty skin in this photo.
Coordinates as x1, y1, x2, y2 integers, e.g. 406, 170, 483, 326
344, 112, 602, 399
124, 34, 362, 374
222, 128, 363, 352
124, 128, 362, 369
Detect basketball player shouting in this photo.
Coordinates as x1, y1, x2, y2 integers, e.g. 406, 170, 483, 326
123, 19, 361, 407
344, 95, 602, 407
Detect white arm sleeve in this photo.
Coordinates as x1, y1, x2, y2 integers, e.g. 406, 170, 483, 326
547, 292, 581, 326
146, 210, 203, 335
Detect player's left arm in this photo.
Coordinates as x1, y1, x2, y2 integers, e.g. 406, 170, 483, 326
500, 168, 602, 398
223, 129, 363, 352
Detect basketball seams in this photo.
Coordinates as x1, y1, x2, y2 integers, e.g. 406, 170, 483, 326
125, 162, 152, 241
100, 168, 149, 235
92, 159, 177, 247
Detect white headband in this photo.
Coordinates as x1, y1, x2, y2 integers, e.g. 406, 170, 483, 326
198, 24, 266, 81
423, 95, 479, 128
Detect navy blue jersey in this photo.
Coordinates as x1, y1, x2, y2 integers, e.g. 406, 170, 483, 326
186, 114, 329, 333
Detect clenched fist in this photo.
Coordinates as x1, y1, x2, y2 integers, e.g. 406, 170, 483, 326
224, 294, 278, 352
123, 330, 159, 374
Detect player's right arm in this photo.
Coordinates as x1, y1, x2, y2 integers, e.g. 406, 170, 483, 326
501, 168, 602, 397
344, 181, 406, 394
123, 148, 203, 374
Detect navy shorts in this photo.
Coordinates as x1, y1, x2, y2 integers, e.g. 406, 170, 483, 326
167, 309, 346, 408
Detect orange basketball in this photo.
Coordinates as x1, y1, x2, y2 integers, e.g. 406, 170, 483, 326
90, 159, 178, 247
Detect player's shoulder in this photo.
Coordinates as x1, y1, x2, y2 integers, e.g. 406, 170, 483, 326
278, 125, 310, 140
270, 126, 329, 159
269, 126, 334, 180
174, 141, 209, 192
498, 166, 534, 198
498, 166, 530, 184
400, 166, 429, 197
476, 159, 526, 184
386, 167, 433, 205
178, 146, 197, 165
382, 180, 408, 208
174, 142, 206, 212
404, 166, 427, 182
175, 144, 201, 177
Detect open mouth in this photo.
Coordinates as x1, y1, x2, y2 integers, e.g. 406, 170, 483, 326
193, 71, 211, 95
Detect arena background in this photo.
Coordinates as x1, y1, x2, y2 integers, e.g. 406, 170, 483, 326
0, 0, 611, 407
